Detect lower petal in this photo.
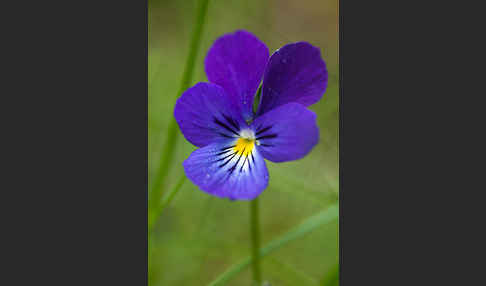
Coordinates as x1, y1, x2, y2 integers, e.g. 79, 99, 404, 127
183, 140, 269, 200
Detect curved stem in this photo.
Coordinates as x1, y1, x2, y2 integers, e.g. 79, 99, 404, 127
149, 1, 210, 284
250, 197, 262, 285
149, 0, 210, 213
148, 175, 186, 233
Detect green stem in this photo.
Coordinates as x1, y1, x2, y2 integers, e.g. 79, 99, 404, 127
250, 198, 262, 285
149, 0, 210, 211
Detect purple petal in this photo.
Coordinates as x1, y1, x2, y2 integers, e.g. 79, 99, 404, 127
183, 140, 269, 200
205, 30, 269, 121
257, 42, 328, 116
174, 82, 247, 147
252, 103, 319, 162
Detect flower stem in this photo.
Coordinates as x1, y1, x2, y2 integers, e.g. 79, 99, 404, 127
149, 0, 210, 213
250, 197, 262, 285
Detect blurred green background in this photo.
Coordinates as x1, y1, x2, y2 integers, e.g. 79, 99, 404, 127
149, 0, 339, 285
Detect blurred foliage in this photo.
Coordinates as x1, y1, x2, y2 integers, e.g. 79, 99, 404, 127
149, 0, 339, 285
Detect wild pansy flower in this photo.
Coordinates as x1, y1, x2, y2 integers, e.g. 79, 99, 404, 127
174, 30, 327, 200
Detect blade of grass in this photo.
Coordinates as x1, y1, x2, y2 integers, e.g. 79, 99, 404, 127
321, 263, 339, 286
207, 204, 338, 286
148, 174, 186, 284
267, 257, 319, 286
149, 174, 186, 232
149, 0, 210, 212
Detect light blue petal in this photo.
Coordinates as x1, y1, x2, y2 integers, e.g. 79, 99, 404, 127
183, 139, 269, 200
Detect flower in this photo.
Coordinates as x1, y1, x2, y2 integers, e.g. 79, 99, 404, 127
174, 30, 328, 200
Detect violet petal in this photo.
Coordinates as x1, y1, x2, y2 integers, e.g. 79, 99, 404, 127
252, 103, 319, 162
183, 140, 269, 200
205, 30, 269, 121
174, 82, 247, 147
258, 42, 327, 116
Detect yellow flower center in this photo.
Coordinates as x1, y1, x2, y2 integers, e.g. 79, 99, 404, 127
234, 137, 255, 157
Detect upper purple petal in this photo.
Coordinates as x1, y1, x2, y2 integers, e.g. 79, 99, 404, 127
174, 82, 247, 147
183, 139, 269, 200
205, 30, 269, 121
251, 103, 319, 162
257, 42, 328, 116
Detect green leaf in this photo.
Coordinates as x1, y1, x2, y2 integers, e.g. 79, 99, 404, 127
207, 204, 338, 286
